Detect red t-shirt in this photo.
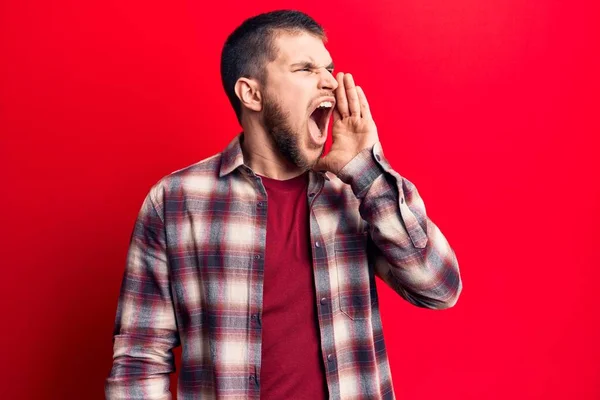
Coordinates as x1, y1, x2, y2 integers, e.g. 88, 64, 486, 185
258, 172, 328, 399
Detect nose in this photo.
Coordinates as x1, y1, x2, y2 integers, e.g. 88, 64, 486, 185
318, 68, 338, 91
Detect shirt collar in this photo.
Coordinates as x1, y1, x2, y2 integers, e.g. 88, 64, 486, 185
219, 132, 246, 178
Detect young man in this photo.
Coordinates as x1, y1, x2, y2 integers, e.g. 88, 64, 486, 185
105, 10, 462, 400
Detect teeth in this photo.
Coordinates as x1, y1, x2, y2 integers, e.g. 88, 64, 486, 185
317, 101, 333, 108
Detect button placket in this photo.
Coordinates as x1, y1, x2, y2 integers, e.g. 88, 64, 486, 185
250, 313, 261, 326
249, 365, 260, 387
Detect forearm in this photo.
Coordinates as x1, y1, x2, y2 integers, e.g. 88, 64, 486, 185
337, 142, 462, 308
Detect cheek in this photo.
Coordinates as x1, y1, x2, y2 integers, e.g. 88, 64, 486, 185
274, 81, 311, 129
286, 87, 310, 121
290, 103, 309, 130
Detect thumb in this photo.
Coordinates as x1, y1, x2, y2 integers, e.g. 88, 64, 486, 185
332, 107, 342, 124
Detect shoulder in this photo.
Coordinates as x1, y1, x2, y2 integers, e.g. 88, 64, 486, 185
147, 152, 224, 206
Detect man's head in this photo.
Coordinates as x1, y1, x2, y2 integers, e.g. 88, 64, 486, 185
220, 10, 338, 170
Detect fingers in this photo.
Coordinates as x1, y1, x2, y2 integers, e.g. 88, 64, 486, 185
335, 72, 349, 118
335, 72, 369, 119
344, 74, 361, 117
356, 86, 371, 120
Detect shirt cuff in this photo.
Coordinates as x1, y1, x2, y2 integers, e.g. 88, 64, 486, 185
337, 142, 387, 198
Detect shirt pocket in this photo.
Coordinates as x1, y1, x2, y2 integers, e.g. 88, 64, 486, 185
335, 232, 375, 320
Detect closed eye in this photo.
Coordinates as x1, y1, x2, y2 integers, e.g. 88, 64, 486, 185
292, 61, 335, 74
297, 68, 335, 74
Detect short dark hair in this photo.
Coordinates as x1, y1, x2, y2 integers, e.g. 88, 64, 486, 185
220, 10, 326, 124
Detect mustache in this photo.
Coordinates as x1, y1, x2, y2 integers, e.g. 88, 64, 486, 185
313, 92, 335, 101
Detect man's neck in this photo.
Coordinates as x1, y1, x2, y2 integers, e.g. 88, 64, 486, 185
240, 125, 306, 181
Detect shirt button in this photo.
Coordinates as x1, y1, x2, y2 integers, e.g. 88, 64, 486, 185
257, 202, 263, 207
254, 254, 260, 260
309, 192, 315, 197
320, 297, 327, 305
327, 354, 334, 362
315, 241, 320, 248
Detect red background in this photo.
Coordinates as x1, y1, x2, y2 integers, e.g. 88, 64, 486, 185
1, 0, 599, 399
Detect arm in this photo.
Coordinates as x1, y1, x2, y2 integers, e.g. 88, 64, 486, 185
316, 72, 461, 310
105, 184, 180, 399
337, 142, 462, 309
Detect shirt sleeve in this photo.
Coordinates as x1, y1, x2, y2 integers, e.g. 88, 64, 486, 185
336, 142, 462, 309
105, 184, 180, 399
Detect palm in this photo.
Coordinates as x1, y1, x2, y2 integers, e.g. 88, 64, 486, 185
315, 72, 379, 175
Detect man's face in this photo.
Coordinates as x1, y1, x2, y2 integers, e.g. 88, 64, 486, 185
261, 31, 338, 170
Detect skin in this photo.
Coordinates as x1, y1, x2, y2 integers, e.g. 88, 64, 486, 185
235, 31, 379, 180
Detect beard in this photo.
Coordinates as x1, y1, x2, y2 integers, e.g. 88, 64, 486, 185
262, 94, 324, 171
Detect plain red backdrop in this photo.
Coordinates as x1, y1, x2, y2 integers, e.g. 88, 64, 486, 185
1, 0, 599, 399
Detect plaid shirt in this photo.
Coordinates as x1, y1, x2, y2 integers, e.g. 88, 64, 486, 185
105, 134, 462, 400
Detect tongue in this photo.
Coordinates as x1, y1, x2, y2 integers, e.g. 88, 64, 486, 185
308, 116, 322, 144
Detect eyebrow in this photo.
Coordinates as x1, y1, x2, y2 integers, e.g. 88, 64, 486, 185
290, 61, 335, 70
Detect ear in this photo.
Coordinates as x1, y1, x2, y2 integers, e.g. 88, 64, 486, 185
235, 77, 263, 113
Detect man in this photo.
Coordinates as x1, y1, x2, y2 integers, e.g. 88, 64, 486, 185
105, 9, 462, 400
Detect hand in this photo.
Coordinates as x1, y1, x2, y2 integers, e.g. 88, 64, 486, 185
313, 72, 379, 175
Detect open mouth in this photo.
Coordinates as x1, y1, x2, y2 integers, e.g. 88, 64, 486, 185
308, 101, 334, 145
